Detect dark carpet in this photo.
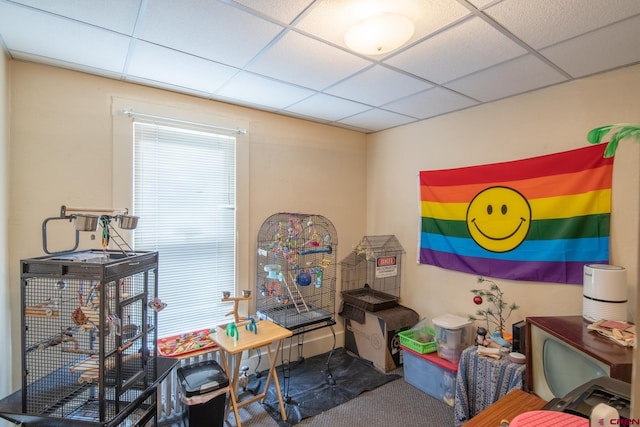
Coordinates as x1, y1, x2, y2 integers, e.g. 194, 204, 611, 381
246, 347, 400, 426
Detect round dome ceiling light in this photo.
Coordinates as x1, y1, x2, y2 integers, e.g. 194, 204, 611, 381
344, 12, 415, 55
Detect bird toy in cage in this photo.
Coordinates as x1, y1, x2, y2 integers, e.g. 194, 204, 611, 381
264, 264, 282, 280
313, 268, 323, 288
262, 264, 283, 297
296, 270, 312, 286
260, 281, 280, 297
71, 307, 87, 326
309, 259, 332, 288
72, 286, 89, 326
271, 217, 306, 269
275, 295, 290, 304
298, 226, 332, 256
148, 297, 167, 312
100, 216, 111, 250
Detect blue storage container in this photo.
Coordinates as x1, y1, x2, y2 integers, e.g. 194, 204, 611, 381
401, 345, 458, 407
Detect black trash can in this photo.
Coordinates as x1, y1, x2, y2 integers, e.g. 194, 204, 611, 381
177, 360, 230, 427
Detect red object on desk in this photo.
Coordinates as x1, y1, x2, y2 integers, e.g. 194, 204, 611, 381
510, 410, 588, 427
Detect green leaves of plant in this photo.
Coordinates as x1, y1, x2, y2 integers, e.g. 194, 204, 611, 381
469, 277, 518, 334
587, 123, 640, 158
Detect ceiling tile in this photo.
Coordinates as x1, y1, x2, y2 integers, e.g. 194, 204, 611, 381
136, 0, 284, 68
0, 2, 130, 73
324, 65, 433, 106
445, 54, 568, 102
296, 0, 470, 54
7, 0, 141, 34
247, 30, 372, 90
127, 41, 239, 94
484, 0, 640, 49
216, 71, 316, 110
383, 87, 478, 119
284, 93, 371, 121
386, 16, 527, 84
1, 0, 638, 133
232, 0, 314, 24
338, 108, 416, 132
540, 14, 640, 78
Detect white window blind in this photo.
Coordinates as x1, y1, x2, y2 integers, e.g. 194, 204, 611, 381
133, 121, 236, 338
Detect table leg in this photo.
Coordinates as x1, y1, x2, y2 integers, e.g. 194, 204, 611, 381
220, 351, 243, 427
263, 340, 287, 421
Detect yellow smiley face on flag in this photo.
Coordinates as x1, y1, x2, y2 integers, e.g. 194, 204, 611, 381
466, 186, 531, 253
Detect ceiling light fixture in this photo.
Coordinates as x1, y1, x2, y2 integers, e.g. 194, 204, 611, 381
344, 12, 415, 55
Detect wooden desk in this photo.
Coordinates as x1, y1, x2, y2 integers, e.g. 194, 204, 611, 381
211, 319, 292, 427
462, 389, 546, 426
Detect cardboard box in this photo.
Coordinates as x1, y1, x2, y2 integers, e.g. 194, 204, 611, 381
343, 304, 419, 372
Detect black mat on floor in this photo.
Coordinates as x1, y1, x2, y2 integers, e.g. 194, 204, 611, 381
246, 347, 400, 426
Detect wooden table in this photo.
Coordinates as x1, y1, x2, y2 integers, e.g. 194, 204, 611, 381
462, 389, 547, 426
211, 319, 292, 427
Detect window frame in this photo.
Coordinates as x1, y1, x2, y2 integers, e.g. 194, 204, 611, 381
111, 98, 250, 338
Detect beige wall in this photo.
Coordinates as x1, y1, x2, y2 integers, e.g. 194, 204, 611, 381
6, 61, 367, 389
0, 49, 11, 404
366, 63, 640, 416
367, 64, 640, 323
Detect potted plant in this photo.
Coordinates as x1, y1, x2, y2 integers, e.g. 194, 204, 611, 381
469, 276, 519, 340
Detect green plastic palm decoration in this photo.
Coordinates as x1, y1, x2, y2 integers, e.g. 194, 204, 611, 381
587, 123, 640, 158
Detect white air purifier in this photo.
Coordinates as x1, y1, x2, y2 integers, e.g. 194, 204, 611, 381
583, 264, 628, 322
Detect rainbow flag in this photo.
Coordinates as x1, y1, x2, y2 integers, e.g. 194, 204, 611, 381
419, 144, 613, 284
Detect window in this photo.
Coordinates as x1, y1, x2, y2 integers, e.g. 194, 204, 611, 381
133, 121, 236, 338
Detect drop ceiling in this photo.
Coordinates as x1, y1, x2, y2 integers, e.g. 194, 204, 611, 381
0, 0, 639, 133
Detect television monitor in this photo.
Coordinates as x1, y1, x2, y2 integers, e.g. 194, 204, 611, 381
525, 316, 632, 402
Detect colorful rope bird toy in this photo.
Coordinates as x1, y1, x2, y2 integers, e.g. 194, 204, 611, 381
245, 317, 258, 334
225, 323, 239, 340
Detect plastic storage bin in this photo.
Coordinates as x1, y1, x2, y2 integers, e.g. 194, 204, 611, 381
178, 360, 230, 427
400, 345, 457, 406
433, 313, 473, 364
397, 326, 437, 354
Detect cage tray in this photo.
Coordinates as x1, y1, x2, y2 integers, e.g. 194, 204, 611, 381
341, 288, 399, 312
257, 304, 333, 330
67, 399, 152, 425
